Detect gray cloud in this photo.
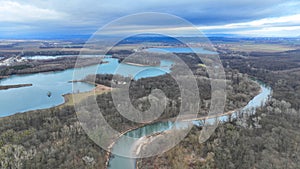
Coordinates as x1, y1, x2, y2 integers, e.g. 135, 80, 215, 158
0, 0, 300, 38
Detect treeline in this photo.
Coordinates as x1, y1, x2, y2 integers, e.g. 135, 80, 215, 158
0, 57, 105, 76
118, 52, 161, 66
83, 74, 132, 87
0, 106, 107, 169
0, 51, 80, 58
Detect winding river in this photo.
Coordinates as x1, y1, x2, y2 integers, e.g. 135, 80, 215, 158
108, 81, 272, 169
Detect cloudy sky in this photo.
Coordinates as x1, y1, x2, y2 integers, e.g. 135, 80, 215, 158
1, 0, 300, 39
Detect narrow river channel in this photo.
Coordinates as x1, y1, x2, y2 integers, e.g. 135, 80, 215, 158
108, 81, 272, 169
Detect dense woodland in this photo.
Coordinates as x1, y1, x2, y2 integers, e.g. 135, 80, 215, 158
221, 49, 300, 108
0, 51, 259, 168
138, 98, 300, 169
137, 48, 300, 169
1, 43, 300, 169
0, 106, 107, 168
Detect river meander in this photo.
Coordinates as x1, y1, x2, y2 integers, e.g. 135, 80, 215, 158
108, 81, 272, 169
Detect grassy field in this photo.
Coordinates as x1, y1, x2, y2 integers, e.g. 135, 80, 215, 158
62, 84, 111, 107
229, 43, 297, 52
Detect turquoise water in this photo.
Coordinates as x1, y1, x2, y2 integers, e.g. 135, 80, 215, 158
0, 58, 173, 117
108, 120, 191, 169
108, 121, 174, 169
108, 81, 272, 169
204, 82, 271, 123
146, 47, 217, 54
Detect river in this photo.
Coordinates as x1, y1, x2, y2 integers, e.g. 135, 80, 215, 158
108, 81, 272, 169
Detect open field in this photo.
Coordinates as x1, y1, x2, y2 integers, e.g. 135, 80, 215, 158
62, 84, 111, 107
228, 43, 297, 52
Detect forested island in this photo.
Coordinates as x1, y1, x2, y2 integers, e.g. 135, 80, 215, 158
0, 83, 32, 90
0, 56, 106, 77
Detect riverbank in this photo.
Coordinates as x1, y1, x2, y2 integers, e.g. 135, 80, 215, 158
135, 82, 270, 169
0, 83, 32, 90
106, 95, 260, 169
106, 79, 266, 169
123, 109, 243, 162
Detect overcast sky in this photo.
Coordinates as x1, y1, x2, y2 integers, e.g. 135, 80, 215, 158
1, 0, 300, 39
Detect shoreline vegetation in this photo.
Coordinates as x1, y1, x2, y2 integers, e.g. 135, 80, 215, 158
0, 83, 32, 90
0, 56, 107, 78
105, 81, 262, 168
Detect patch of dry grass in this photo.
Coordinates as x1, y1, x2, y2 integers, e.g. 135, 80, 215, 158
61, 84, 111, 107
229, 43, 296, 52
